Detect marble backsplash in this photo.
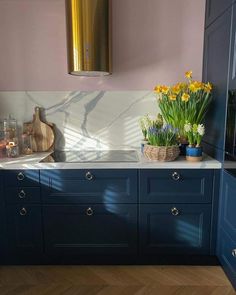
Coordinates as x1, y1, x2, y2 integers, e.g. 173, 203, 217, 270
0, 91, 158, 150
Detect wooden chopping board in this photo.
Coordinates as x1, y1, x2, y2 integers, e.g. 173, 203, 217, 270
23, 107, 55, 152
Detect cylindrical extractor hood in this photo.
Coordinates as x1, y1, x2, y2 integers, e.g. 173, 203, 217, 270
66, 0, 111, 76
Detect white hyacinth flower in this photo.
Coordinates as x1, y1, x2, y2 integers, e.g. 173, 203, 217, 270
184, 123, 192, 133
197, 124, 205, 136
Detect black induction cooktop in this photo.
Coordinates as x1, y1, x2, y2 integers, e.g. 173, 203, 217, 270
40, 150, 139, 163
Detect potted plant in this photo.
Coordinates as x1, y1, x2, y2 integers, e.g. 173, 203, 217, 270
153, 71, 212, 152
184, 122, 205, 161
139, 114, 163, 153
143, 124, 180, 161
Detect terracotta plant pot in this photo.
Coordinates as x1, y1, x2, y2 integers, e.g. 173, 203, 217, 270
186, 146, 203, 162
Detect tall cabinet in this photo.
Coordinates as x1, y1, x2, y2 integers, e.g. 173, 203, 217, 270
203, 0, 236, 289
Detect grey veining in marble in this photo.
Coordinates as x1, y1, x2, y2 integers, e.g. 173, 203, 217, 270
0, 91, 158, 150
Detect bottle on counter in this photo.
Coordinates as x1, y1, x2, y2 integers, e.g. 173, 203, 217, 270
21, 133, 33, 155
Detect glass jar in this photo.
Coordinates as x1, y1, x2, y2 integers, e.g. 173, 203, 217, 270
6, 138, 19, 158
3, 115, 18, 142
22, 133, 33, 155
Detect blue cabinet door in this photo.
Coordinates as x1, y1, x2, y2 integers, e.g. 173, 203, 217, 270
205, 0, 232, 27
140, 169, 213, 204
203, 8, 232, 160
43, 204, 137, 255
140, 204, 212, 255
6, 205, 43, 258
41, 169, 138, 204
217, 170, 236, 288
229, 4, 236, 89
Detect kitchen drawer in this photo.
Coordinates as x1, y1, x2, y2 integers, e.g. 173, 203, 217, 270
4, 170, 40, 187
218, 228, 236, 278
4, 187, 41, 204
140, 169, 213, 203
43, 204, 137, 255
41, 169, 138, 204
139, 204, 212, 255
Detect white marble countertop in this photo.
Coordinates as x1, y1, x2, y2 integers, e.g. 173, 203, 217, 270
0, 151, 222, 170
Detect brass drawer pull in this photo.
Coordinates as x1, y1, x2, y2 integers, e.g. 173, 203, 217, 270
18, 190, 26, 199
19, 207, 27, 216
86, 207, 93, 216
17, 172, 25, 181
171, 207, 179, 216
85, 171, 94, 181
172, 172, 180, 181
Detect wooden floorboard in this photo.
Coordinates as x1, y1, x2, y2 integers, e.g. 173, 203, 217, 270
0, 266, 234, 295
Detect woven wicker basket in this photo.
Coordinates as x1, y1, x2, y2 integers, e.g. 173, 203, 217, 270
143, 145, 180, 162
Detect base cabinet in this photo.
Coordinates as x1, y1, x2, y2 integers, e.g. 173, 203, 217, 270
43, 204, 137, 255
1, 168, 218, 264
140, 204, 212, 255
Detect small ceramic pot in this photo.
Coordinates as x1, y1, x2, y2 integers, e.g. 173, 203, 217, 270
186, 146, 203, 162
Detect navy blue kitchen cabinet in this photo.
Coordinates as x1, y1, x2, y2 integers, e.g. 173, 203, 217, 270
43, 204, 137, 255
6, 205, 43, 260
140, 204, 212, 255
203, 8, 232, 160
140, 170, 213, 204
217, 170, 236, 288
41, 169, 138, 204
0, 168, 219, 264
229, 4, 236, 90
205, 0, 232, 27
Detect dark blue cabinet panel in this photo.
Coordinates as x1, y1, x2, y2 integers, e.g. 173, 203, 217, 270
0, 172, 6, 263
218, 171, 236, 238
217, 171, 236, 288
140, 170, 213, 203
140, 204, 212, 255
43, 204, 137, 255
218, 228, 236, 285
41, 169, 137, 204
203, 9, 232, 157
229, 4, 236, 89
205, 0, 232, 27
4, 187, 41, 204
4, 170, 40, 187
6, 205, 43, 256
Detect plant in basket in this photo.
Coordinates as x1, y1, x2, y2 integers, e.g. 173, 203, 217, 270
144, 124, 180, 162
184, 122, 205, 162
153, 71, 212, 145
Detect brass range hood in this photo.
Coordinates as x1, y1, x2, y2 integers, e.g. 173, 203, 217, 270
66, 0, 111, 76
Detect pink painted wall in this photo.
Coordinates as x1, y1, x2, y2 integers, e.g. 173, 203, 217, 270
0, 0, 205, 91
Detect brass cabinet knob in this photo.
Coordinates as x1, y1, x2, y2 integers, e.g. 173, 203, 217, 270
18, 190, 26, 199
171, 207, 179, 216
19, 207, 27, 216
17, 172, 25, 181
85, 171, 94, 181
172, 171, 180, 181
86, 207, 93, 216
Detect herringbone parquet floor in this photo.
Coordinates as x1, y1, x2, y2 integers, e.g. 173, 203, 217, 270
0, 265, 235, 295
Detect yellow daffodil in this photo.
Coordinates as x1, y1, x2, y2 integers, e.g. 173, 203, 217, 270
161, 85, 170, 95
172, 84, 181, 95
189, 81, 202, 93
154, 85, 162, 93
185, 71, 193, 79
204, 82, 212, 93
169, 94, 177, 101
181, 93, 190, 102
